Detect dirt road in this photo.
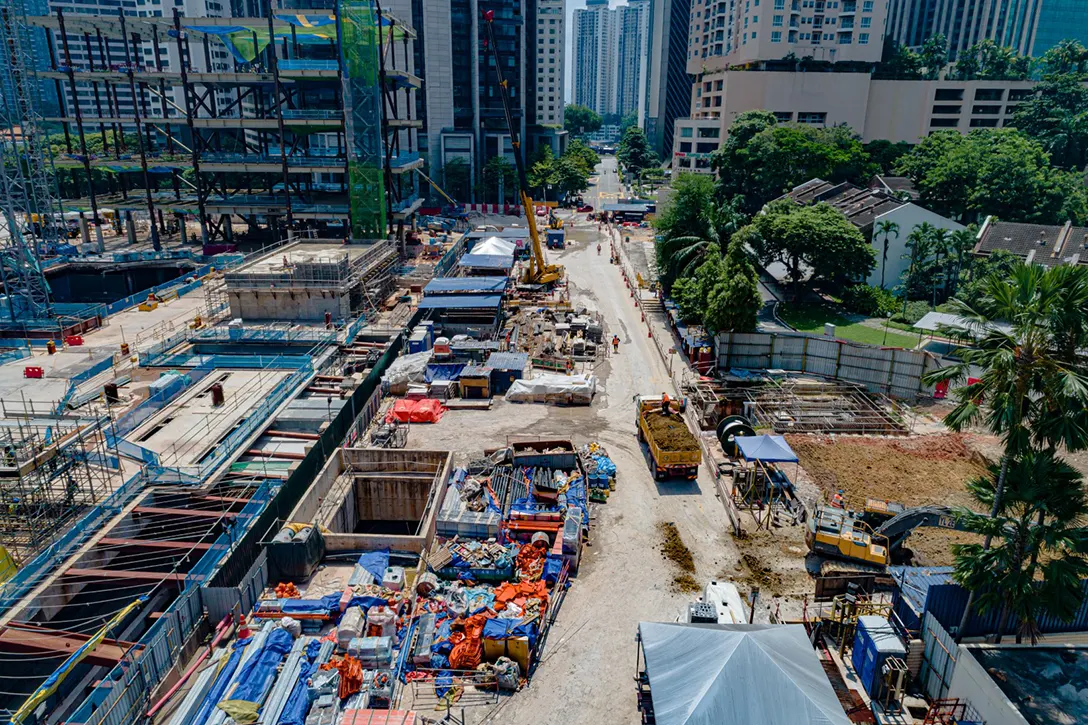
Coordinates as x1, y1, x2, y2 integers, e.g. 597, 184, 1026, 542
405, 158, 741, 724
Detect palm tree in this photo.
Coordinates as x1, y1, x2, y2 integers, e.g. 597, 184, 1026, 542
947, 226, 978, 296
901, 222, 935, 313
929, 227, 952, 303
952, 450, 1088, 644
923, 263, 1088, 640
658, 196, 746, 281
874, 220, 900, 290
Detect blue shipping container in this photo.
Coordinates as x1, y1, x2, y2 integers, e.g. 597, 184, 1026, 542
851, 616, 906, 697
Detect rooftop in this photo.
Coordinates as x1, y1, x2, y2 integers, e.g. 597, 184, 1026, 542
781, 179, 906, 232
975, 218, 1088, 267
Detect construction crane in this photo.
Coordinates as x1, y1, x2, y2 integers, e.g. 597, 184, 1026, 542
481, 10, 563, 288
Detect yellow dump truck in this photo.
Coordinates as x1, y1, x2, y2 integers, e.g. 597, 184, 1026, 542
635, 395, 701, 480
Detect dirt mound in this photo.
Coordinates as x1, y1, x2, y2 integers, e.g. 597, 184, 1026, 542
787, 433, 986, 510
645, 412, 698, 451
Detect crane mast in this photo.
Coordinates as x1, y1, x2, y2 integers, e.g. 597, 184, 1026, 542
481, 10, 562, 287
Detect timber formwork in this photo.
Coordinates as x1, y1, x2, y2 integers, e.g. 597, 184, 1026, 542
29, 4, 422, 249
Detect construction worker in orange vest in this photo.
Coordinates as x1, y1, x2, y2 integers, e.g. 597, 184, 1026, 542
661, 392, 671, 415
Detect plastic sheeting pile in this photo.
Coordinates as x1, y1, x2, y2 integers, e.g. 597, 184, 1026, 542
505, 373, 597, 405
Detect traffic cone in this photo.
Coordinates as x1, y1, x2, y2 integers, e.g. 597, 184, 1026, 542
641, 310, 645, 321
648, 328, 653, 338
237, 613, 252, 639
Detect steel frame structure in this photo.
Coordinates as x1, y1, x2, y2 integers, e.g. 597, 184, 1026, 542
30, 3, 421, 250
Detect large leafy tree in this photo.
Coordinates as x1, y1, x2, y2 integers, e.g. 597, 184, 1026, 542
714, 116, 877, 214
896, 129, 1084, 224
865, 140, 913, 174
564, 104, 602, 138
617, 126, 658, 176
706, 235, 761, 334
1039, 39, 1088, 76
924, 263, 1088, 639
653, 173, 717, 285
671, 250, 725, 324
745, 200, 874, 295
479, 156, 517, 203
1011, 74, 1088, 171
918, 34, 949, 80
441, 157, 471, 202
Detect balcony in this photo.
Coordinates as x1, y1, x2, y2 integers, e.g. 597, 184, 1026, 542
841, 1, 856, 12
840, 20, 854, 29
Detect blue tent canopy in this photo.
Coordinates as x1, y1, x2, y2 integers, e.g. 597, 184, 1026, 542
734, 435, 798, 463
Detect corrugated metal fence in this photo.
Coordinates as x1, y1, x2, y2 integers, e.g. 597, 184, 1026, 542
919, 612, 959, 701
202, 550, 270, 623
715, 331, 945, 399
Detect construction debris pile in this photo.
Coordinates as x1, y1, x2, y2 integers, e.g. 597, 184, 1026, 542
645, 412, 702, 452
511, 306, 604, 371
579, 441, 618, 503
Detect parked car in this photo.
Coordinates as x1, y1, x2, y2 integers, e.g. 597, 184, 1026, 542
577, 204, 593, 213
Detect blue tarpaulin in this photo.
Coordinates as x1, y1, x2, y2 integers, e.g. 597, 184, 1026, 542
425, 363, 467, 382
458, 253, 513, 270
424, 277, 508, 294
417, 295, 503, 310
229, 628, 294, 703
278, 640, 322, 725
734, 435, 799, 463
482, 618, 539, 648
357, 549, 390, 582
281, 593, 341, 616
188, 637, 251, 725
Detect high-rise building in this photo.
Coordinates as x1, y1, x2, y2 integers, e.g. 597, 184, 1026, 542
528, 0, 567, 154
688, 0, 888, 71
642, 0, 692, 156
888, 0, 1035, 57
572, 0, 613, 115
573, 0, 651, 119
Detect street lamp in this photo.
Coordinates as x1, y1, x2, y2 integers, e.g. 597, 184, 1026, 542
882, 311, 893, 346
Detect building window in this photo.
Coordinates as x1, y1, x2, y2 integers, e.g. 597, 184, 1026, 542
773, 111, 793, 122
696, 142, 718, 153
715, 80, 724, 90
930, 117, 959, 128
697, 127, 720, 138
974, 88, 1004, 101
680, 127, 694, 137
860, 16, 870, 27
935, 88, 964, 101
797, 111, 826, 124
972, 105, 1001, 115
931, 105, 962, 114
774, 0, 784, 7
1008, 88, 1034, 102
858, 32, 869, 43
752, 31, 757, 38
773, 14, 783, 25
771, 30, 782, 41
679, 142, 693, 152
970, 118, 999, 127
862, 0, 873, 9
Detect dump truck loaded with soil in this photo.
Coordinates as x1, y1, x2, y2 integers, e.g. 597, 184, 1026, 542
635, 395, 701, 480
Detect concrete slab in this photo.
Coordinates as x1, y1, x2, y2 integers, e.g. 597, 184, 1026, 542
127, 368, 289, 466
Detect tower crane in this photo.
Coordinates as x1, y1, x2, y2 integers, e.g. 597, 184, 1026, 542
481, 10, 563, 287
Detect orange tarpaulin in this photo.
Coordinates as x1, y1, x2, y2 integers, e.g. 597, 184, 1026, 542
494, 580, 549, 608
515, 542, 547, 581
385, 398, 446, 423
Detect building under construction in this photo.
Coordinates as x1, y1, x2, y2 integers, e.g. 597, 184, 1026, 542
23, 1, 422, 253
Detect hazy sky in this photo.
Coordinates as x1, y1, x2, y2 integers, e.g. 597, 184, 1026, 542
564, 0, 626, 104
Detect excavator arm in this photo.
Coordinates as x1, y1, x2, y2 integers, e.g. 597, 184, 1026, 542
481, 10, 561, 286
874, 505, 966, 551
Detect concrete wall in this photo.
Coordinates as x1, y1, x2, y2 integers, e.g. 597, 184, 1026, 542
869, 204, 965, 290
227, 289, 351, 322
866, 79, 1037, 142
948, 645, 1030, 725
289, 447, 451, 553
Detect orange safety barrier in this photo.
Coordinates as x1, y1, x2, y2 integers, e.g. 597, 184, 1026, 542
494, 580, 549, 608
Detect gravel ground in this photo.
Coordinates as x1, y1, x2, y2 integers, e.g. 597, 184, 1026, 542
402, 158, 742, 725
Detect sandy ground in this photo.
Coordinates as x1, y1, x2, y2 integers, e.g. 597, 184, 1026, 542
403, 158, 742, 725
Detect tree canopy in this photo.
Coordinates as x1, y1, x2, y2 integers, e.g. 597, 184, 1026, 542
564, 105, 603, 138
1011, 73, 1088, 171
617, 126, 658, 176
744, 199, 875, 293
895, 129, 1087, 224
713, 112, 877, 214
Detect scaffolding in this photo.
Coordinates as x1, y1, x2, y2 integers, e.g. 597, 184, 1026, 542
0, 415, 119, 564
0, 0, 57, 324
743, 378, 909, 436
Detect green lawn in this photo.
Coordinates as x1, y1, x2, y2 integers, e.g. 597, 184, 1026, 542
778, 301, 921, 349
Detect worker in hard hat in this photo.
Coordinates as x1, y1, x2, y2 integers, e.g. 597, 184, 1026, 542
612, 335, 620, 353
661, 392, 671, 415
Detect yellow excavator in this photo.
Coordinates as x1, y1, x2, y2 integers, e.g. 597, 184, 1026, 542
482, 10, 563, 288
